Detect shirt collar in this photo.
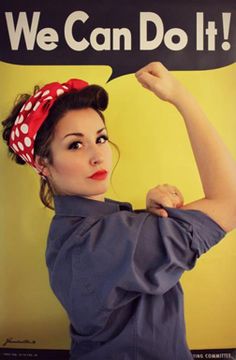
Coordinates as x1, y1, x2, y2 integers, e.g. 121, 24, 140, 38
53, 195, 133, 217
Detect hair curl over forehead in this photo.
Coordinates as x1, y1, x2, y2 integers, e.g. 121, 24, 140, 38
34, 84, 108, 162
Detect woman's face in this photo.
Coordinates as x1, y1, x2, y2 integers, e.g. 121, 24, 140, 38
39, 108, 113, 201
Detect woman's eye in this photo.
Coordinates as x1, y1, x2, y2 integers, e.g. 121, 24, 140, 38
68, 141, 82, 150
97, 135, 109, 144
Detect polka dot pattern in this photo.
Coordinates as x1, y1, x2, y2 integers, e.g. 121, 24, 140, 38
18, 114, 24, 124
42, 90, 50, 97
33, 101, 41, 112
9, 78, 89, 169
57, 89, 64, 96
24, 137, 31, 147
20, 124, 29, 134
18, 142, 24, 151
34, 91, 42, 98
25, 101, 32, 111
12, 144, 19, 152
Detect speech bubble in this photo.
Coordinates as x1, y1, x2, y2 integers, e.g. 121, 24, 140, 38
0, 0, 235, 81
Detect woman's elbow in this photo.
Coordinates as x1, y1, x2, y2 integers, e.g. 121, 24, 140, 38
216, 202, 236, 232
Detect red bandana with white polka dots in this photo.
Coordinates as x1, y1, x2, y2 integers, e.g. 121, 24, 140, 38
9, 78, 89, 170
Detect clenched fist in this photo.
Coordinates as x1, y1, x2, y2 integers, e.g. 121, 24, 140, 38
135, 62, 184, 105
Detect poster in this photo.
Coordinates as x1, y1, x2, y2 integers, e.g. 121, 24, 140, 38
0, 1, 236, 358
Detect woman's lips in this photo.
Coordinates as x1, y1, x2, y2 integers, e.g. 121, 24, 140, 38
88, 170, 108, 180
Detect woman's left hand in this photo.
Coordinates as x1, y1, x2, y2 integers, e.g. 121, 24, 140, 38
146, 184, 184, 217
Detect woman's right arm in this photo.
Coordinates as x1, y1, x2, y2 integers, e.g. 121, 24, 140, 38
135, 62, 236, 232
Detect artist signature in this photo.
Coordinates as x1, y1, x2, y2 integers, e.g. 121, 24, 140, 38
2, 337, 36, 347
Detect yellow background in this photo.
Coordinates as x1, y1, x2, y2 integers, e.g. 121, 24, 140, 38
0, 61, 235, 350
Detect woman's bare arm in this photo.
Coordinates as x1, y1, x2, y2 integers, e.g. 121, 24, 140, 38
135, 62, 236, 232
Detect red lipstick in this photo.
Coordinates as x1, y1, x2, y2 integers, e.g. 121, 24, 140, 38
88, 170, 108, 180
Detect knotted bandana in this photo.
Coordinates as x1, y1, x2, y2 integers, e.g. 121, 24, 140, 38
9, 78, 89, 170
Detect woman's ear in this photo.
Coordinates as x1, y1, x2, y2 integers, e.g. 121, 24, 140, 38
34, 155, 50, 177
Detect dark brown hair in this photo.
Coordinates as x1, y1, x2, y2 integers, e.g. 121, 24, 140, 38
2, 84, 119, 210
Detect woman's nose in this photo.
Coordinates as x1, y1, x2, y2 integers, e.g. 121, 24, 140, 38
89, 146, 104, 166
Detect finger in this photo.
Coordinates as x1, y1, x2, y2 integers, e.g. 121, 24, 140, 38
147, 186, 184, 208
147, 191, 177, 208
168, 194, 183, 208
171, 192, 184, 208
163, 184, 184, 205
157, 193, 183, 208
135, 71, 160, 91
152, 197, 174, 208
135, 62, 168, 78
148, 207, 168, 218
171, 186, 184, 204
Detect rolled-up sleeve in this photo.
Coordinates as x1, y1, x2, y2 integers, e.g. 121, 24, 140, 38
71, 207, 226, 310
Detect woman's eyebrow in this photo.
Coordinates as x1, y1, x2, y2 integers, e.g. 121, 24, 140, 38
63, 127, 107, 139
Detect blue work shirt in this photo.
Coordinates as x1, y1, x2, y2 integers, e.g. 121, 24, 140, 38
46, 195, 226, 360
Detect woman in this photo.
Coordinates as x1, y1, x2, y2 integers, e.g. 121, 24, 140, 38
2, 62, 236, 359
